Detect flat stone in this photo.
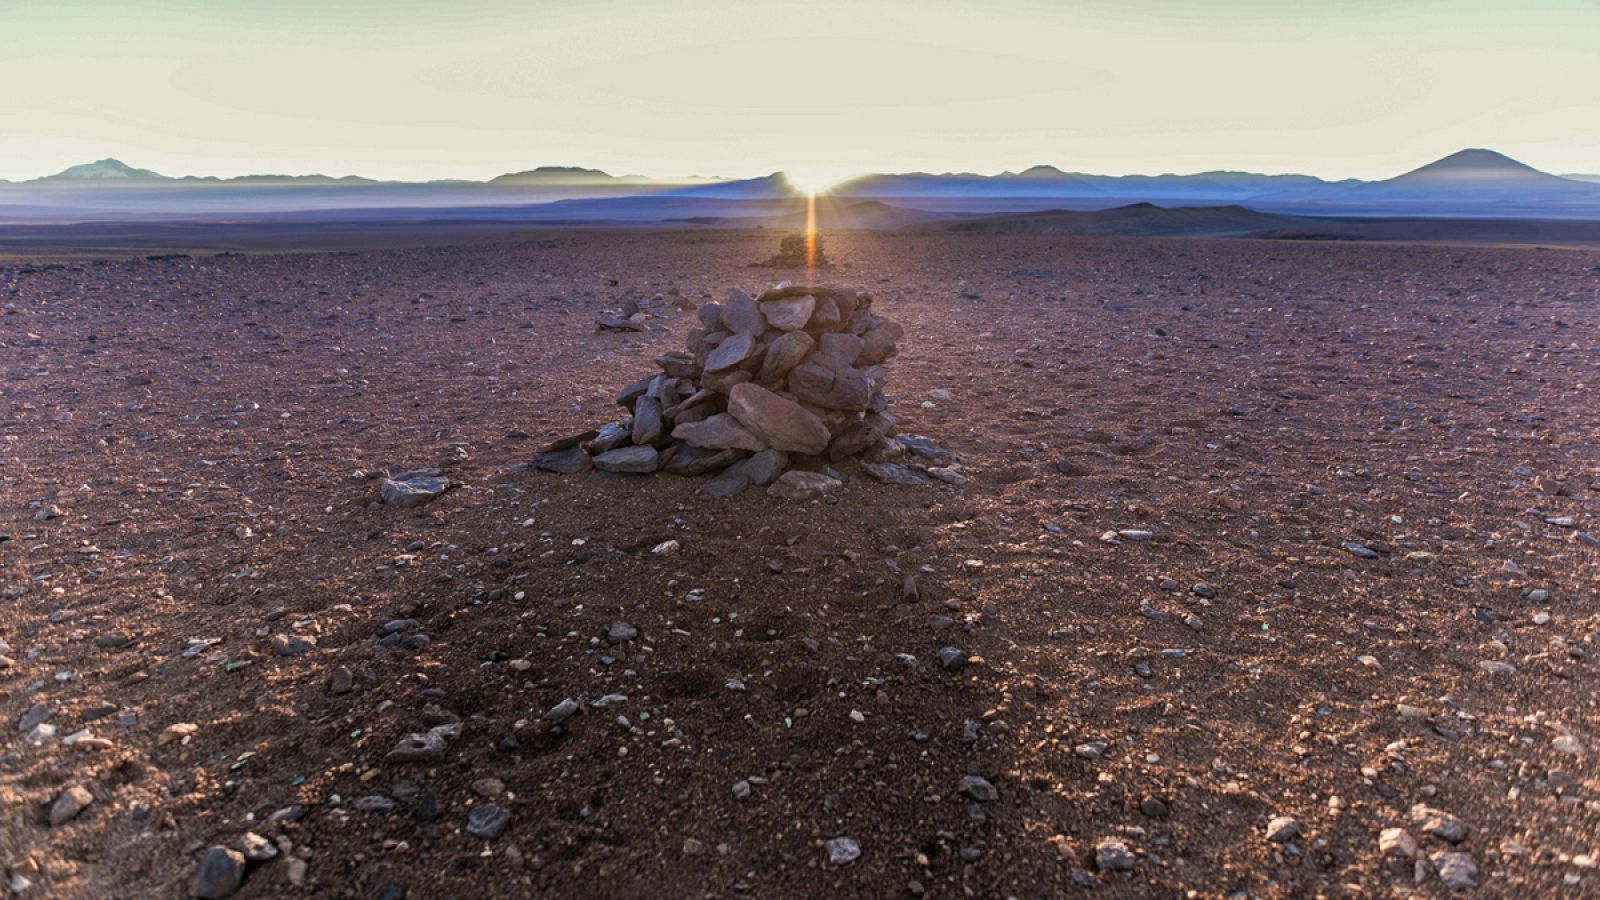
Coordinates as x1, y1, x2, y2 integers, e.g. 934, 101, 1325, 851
704, 332, 756, 373
720, 290, 765, 335
816, 332, 864, 366
190, 846, 246, 899
539, 430, 598, 453
673, 414, 766, 452
768, 470, 841, 501
607, 622, 638, 644
592, 446, 659, 474
534, 447, 592, 474
614, 376, 653, 410
587, 422, 631, 454
728, 383, 830, 454
757, 331, 815, 383
862, 462, 932, 486
663, 445, 747, 475
728, 449, 788, 486
789, 356, 872, 411
761, 294, 815, 331
630, 396, 665, 446
701, 471, 751, 497
380, 473, 448, 508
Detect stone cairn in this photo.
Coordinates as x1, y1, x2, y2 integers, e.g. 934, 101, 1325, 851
534, 282, 960, 498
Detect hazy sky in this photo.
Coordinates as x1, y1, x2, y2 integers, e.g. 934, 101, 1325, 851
3, 0, 1596, 185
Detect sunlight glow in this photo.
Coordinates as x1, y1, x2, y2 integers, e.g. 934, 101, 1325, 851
784, 167, 856, 195
805, 191, 818, 286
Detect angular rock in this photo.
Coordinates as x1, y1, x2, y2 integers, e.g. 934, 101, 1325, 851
700, 471, 751, 497
705, 332, 756, 373
539, 430, 598, 453
789, 356, 872, 411
593, 446, 659, 474
727, 383, 830, 454
720, 290, 765, 335
190, 847, 246, 899
818, 331, 864, 366
762, 294, 816, 331
673, 413, 765, 452
49, 785, 94, 827
466, 804, 510, 840
534, 447, 592, 474
858, 321, 904, 365
631, 396, 665, 445
663, 444, 747, 475
768, 470, 840, 501
728, 449, 788, 486
615, 376, 653, 410
757, 330, 815, 383
587, 422, 631, 454
380, 473, 448, 508
862, 462, 932, 486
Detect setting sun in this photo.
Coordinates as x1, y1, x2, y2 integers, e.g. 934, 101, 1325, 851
783, 166, 857, 195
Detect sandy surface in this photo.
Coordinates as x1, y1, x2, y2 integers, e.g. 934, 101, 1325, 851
2, 230, 1599, 898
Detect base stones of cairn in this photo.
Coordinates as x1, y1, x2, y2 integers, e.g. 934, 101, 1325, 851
535, 282, 953, 495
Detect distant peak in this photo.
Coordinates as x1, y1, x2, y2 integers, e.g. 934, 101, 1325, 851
1014, 164, 1068, 178
1399, 148, 1544, 178
40, 158, 170, 181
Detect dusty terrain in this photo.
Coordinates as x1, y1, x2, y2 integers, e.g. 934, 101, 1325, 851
2, 230, 1599, 898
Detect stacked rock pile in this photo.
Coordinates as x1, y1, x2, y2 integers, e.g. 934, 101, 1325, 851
535, 282, 959, 497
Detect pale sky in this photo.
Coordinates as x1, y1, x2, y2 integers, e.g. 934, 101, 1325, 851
3, 0, 1596, 185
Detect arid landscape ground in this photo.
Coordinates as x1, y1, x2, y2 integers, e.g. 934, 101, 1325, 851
3, 229, 1599, 898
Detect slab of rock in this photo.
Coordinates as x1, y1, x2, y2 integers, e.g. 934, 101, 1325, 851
728, 383, 830, 454
700, 471, 751, 497
789, 356, 872, 411
863, 462, 932, 486
728, 449, 788, 486
758, 331, 815, 383
540, 430, 598, 453
593, 446, 659, 474
631, 396, 665, 445
761, 294, 815, 331
1410, 805, 1467, 843
664, 445, 747, 475
588, 422, 631, 454
1433, 852, 1478, 891
534, 447, 592, 474
720, 290, 765, 335
818, 331, 864, 366
768, 470, 841, 501
673, 414, 765, 452
704, 332, 756, 373
380, 472, 448, 508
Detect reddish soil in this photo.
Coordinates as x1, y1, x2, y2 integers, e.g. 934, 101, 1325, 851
2, 231, 1598, 898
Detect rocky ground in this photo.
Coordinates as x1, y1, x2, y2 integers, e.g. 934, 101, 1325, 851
1, 230, 1598, 898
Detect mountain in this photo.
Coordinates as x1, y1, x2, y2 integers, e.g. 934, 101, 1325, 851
488, 166, 619, 186
660, 172, 801, 200
1563, 173, 1600, 184
38, 158, 171, 182
1350, 149, 1598, 201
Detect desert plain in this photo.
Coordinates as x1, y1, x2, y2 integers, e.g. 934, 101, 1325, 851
2, 229, 1599, 898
